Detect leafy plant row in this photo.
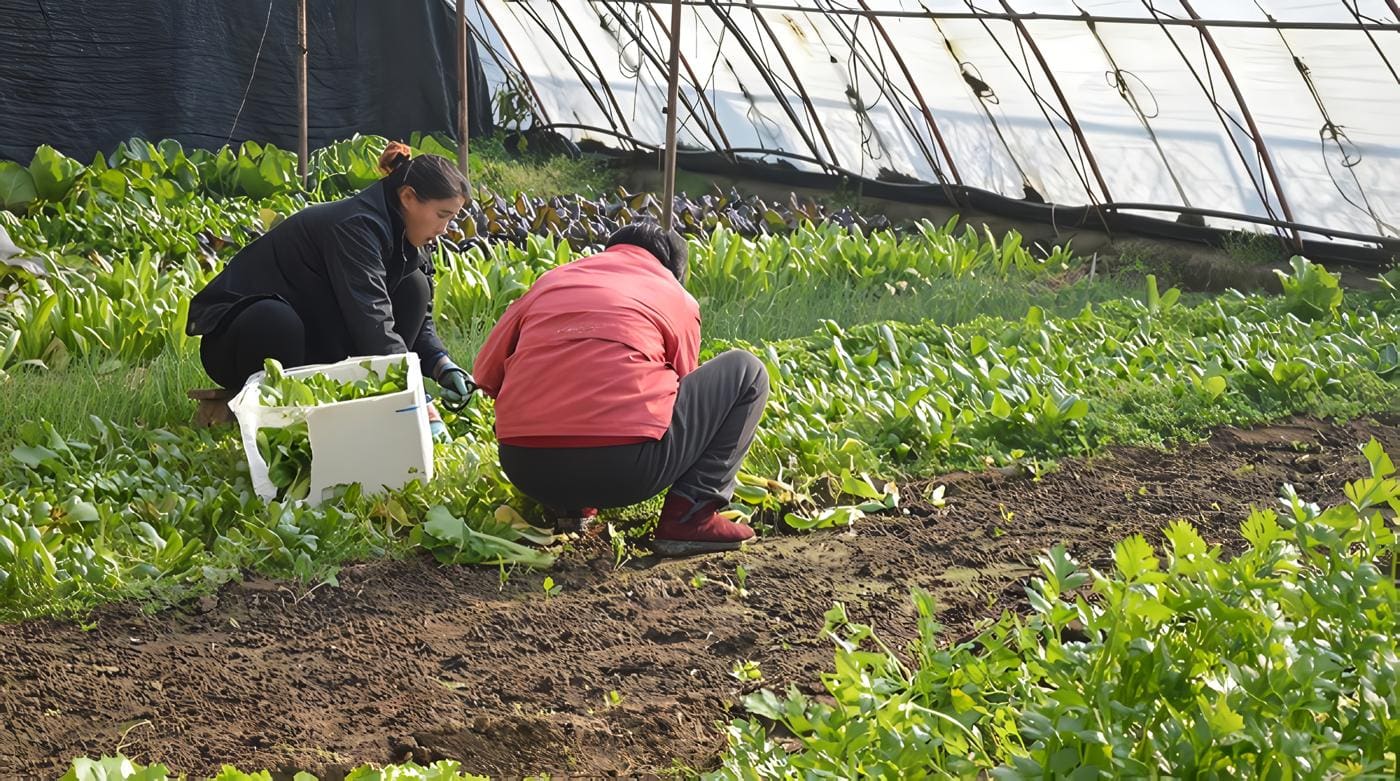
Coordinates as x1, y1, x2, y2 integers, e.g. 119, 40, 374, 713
1, 406, 554, 620
0, 222, 1072, 373
1, 134, 463, 210
712, 441, 1399, 779
3, 272, 1397, 619
0, 134, 894, 263
734, 267, 1399, 492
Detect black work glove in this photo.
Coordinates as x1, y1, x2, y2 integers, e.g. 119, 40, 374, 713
437, 366, 477, 411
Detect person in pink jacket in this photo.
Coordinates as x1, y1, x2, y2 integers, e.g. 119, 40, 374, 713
473, 223, 767, 556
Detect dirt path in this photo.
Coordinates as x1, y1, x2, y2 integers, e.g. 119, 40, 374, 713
3, 415, 1397, 779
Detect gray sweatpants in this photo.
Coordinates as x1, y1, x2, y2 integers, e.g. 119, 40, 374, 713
498, 349, 769, 513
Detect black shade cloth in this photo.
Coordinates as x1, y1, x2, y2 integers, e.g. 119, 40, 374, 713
0, 0, 492, 163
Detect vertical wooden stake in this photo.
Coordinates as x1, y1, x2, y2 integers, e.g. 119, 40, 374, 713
661, 0, 682, 232
456, 0, 472, 192
297, 0, 308, 188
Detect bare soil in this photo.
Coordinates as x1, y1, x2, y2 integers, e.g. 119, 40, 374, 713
3, 414, 1396, 779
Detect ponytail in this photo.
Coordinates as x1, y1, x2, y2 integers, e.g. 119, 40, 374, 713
377, 141, 413, 176
378, 141, 470, 202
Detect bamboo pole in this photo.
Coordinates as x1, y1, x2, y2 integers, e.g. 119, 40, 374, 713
456, 0, 471, 190
661, 0, 682, 232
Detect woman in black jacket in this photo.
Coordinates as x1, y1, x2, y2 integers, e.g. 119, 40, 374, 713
187, 143, 474, 409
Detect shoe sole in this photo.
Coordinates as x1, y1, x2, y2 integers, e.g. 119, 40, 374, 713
651, 538, 752, 557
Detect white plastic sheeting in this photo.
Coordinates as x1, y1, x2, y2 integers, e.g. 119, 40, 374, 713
457, 1, 1399, 243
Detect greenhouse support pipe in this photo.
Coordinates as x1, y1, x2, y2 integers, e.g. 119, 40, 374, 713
1101, 203, 1396, 246
474, 1, 553, 126
662, 0, 683, 232
297, 0, 307, 187
959, 4, 1100, 205
466, 21, 522, 95
1389, 0, 1400, 20
699, 0, 834, 170
602, 3, 728, 153
1179, 0, 1302, 251
502, 3, 618, 136
596, 3, 728, 153
548, 0, 636, 143
639, 0, 736, 156
456, 0, 471, 184
746, 6, 843, 168
541, 121, 1399, 249
1000, 0, 1113, 206
1084, 20, 1192, 208
814, 5, 947, 188
615, 1, 1400, 30
1139, 1, 1281, 230
855, 0, 965, 192
1331, 2, 1399, 87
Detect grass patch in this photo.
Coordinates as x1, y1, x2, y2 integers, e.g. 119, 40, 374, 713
469, 135, 617, 198
1221, 229, 1286, 266
0, 274, 1146, 452
701, 273, 1150, 343
0, 350, 207, 452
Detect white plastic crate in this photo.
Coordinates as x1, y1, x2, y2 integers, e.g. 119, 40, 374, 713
228, 353, 433, 506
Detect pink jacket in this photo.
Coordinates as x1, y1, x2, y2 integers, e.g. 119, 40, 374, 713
473, 244, 701, 444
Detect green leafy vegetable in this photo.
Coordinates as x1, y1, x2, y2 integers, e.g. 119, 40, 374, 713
712, 443, 1400, 778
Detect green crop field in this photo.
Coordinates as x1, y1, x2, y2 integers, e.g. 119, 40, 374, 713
1, 137, 1396, 779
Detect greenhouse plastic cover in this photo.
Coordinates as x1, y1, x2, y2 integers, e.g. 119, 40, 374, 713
458, 0, 1399, 246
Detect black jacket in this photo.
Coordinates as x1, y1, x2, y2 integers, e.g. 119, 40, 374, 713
187, 181, 449, 377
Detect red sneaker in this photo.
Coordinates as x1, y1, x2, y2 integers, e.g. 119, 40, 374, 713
652, 493, 755, 557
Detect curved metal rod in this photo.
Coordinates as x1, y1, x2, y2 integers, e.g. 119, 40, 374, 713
474, 0, 554, 126
595, 2, 730, 154
637, 0, 737, 157
501, 1, 624, 139
613, 1, 1400, 30
464, 14, 524, 94
745, 6, 843, 168
853, 0, 965, 191
697, 0, 836, 171
1083, 17, 1192, 208
958, 2, 1100, 205
1342, 0, 1400, 84
1178, 0, 1302, 251
1000, 0, 1113, 205
1137, 0, 1282, 231
1101, 203, 1397, 246
808, 9, 938, 166
547, 0, 637, 141
813, 2, 959, 205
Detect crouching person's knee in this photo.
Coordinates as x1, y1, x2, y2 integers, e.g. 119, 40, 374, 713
716, 349, 768, 402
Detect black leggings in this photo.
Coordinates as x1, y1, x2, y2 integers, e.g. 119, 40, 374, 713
199, 269, 430, 389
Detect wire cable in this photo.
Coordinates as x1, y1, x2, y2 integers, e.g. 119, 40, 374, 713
226, 0, 276, 145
